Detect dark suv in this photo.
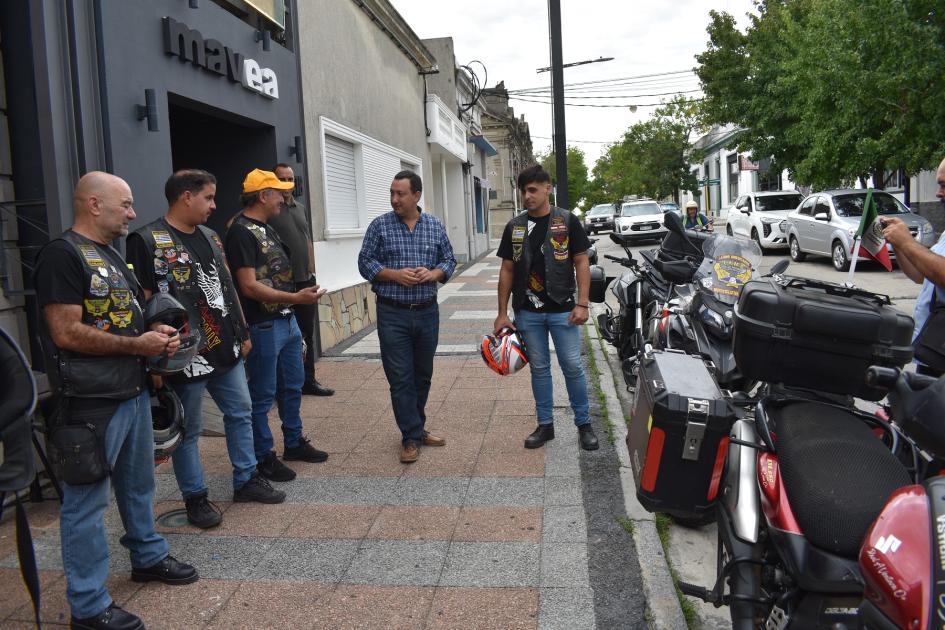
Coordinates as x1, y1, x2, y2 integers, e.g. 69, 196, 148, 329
584, 203, 617, 234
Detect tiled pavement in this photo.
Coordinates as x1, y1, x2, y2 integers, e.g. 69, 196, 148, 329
0, 254, 646, 629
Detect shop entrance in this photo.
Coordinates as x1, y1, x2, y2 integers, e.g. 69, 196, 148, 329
168, 94, 276, 235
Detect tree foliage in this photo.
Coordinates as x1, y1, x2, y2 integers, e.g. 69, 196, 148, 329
589, 97, 703, 203
537, 146, 589, 210
696, 0, 945, 190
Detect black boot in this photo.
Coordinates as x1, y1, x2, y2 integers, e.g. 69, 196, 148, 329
578, 424, 599, 451
71, 603, 144, 630
524, 424, 555, 449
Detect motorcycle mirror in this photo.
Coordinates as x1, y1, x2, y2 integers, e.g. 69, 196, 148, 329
769, 260, 790, 276
609, 232, 629, 246
663, 211, 685, 235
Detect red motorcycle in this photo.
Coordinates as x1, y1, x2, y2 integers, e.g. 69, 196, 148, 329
858, 366, 945, 630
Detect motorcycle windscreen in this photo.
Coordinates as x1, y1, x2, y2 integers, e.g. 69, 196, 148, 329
695, 234, 762, 305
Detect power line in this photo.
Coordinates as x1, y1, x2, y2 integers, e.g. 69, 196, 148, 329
506, 94, 702, 108
504, 69, 697, 94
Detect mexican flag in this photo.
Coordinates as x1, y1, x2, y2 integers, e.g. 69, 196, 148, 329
852, 189, 892, 272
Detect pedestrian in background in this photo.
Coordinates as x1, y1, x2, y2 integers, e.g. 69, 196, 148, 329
884, 156, 945, 377
128, 169, 285, 530
268, 163, 335, 397
225, 168, 329, 482
34, 171, 197, 630
495, 165, 599, 451
357, 170, 456, 463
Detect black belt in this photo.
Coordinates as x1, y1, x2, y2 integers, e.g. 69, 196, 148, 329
377, 296, 437, 310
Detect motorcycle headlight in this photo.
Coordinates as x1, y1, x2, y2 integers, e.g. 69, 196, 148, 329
700, 304, 727, 336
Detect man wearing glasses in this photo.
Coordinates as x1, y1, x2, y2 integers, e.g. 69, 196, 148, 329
268, 163, 334, 396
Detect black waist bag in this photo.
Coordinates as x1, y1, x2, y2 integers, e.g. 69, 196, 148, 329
45, 402, 110, 486
914, 307, 945, 371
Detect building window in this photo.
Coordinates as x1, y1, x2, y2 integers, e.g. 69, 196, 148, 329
320, 117, 422, 237
883, 168, 904, 190
727, 154, 739, 204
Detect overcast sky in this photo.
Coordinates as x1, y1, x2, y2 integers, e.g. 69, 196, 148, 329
391, 0, 757, 169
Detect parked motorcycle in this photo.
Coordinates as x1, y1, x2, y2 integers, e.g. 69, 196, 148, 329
672, 275, 916, 629
653, 232, 789, 393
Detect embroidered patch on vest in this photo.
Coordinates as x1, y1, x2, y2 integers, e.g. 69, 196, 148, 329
110, 289, 132, 310
109, 311, 133, 328
90, 274, 109, 297
152, 230, 175, 249
84, 298, 110, 316
171, 266, 192, 284
77, 244, 105, 269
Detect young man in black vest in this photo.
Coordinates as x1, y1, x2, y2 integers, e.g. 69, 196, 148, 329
225, 169, 329, 482
495, 166, 599, 451
128, 170, 286, 529
268, 163, 334, 396
34, 171, 197, 630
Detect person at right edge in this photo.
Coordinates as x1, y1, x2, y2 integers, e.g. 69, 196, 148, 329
35, 171, 197, 630
495, 165, 599, 451
268, 163, 334, 397
884, 156, 945, 378
225, 168, 329, 482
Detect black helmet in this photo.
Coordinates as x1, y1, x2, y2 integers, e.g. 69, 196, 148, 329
143, 293, 200, 374
150, 383, 185, 463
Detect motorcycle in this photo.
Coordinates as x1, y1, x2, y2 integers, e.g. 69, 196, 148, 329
653, 230, 788, 393
857, 367, 945, 630
593, 213, 706, 367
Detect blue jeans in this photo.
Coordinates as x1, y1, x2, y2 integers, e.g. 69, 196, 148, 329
376, 301, 439, 445
514, 309, 590, 426
245, 315, 304, 460
172, 359, 258, 497
60, 391, 169, 618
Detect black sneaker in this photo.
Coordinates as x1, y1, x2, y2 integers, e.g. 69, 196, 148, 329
578, 424, 600, 451
234, 473, 287, 504
257, 451, 297, 482
184, 491, 222, 529
283, 436, 329, 463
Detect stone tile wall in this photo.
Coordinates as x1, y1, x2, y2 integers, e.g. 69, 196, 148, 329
318, 281, 377, 350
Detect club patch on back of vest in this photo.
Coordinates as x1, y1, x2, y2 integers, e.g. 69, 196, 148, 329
152, 230, 175, 249
90, 274, 109, 297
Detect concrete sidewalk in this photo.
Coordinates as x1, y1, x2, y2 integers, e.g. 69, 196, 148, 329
0, 255, 651, 629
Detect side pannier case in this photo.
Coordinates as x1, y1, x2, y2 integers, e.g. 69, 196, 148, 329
628, 349, 737, 520
733, 277, 914, 401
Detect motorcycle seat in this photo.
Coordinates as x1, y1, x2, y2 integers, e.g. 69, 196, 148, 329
768, 400, 911, 558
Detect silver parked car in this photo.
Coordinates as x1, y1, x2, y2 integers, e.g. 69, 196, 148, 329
786, 189, 936, 271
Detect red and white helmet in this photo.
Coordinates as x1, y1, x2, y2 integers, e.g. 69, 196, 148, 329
480, 326, 528, 376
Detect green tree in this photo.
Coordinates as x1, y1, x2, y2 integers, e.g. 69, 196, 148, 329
696, 1, 945, 190
536, 146, 589, 209
590, 97, 703, 202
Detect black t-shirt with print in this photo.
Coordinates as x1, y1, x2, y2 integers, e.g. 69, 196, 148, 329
497, 212, 590, 313
128, 225, 240, 382
224, 216, 294, 326
34, 239, 145, 418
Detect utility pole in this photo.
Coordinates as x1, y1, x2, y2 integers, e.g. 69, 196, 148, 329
548, 0, 568, 210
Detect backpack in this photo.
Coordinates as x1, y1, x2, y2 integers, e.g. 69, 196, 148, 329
0, 325, 41, 627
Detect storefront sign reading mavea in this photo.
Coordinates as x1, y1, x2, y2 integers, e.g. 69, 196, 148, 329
162, 17, 279, 100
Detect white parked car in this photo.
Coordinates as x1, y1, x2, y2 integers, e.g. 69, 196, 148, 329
725, 190, 804, 252
615, 200, 667, 243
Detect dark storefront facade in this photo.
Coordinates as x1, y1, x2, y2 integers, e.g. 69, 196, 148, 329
1, 0, 308, 365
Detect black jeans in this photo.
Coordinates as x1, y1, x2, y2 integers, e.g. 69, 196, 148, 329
293, 278, 317, 381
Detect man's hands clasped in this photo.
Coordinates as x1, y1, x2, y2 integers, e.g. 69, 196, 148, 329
394, 267, 438, 287
138, 323, 182, 357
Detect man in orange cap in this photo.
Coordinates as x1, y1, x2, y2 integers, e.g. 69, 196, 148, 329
224, 169, 329, 483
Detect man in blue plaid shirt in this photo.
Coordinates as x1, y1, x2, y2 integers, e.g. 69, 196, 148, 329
358, 170, 456, 463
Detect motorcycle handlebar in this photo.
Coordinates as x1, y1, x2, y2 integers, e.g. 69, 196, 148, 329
866, 365, 939, 392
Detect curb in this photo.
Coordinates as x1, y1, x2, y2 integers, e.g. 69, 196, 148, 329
585, 312, 688, 630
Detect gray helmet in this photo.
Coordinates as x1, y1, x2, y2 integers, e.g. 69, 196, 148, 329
150, 383, 185, 463
143, 293, 200, 374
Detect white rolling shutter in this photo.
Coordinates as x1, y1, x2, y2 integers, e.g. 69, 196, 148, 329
363, 145, 401, 221
324, 135, 359, 230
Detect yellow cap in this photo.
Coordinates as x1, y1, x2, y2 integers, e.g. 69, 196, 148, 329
242, 168, 294, 193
